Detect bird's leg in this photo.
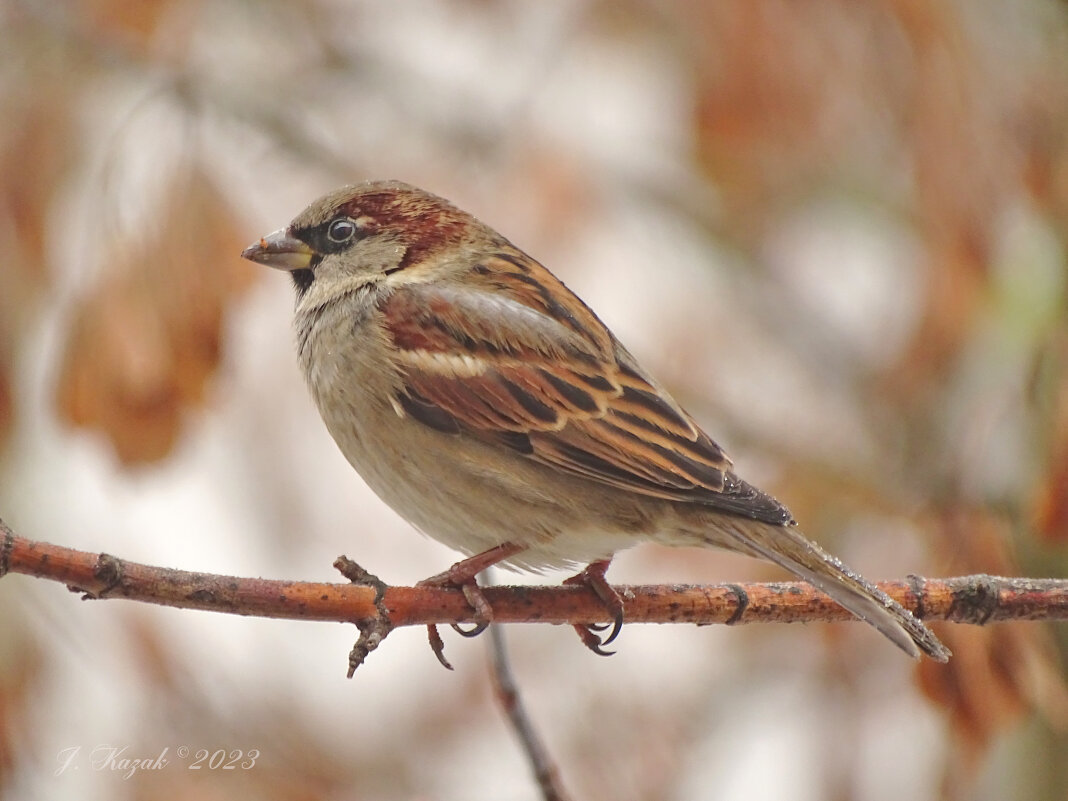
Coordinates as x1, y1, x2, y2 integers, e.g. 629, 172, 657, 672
564, 558, 624, 656
417, 542, 525, 669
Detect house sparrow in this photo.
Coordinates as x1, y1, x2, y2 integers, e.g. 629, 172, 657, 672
242, 180, 949, 665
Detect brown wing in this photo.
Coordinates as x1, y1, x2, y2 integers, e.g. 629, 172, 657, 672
381, 251, 792, 525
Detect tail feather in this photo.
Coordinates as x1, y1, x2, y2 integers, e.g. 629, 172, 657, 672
721, 522, 950, 662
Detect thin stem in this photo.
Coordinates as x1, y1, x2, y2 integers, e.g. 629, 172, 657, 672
488, 625, 573, 801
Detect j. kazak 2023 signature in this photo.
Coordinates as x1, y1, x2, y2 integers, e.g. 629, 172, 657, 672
54, 745, 260, 779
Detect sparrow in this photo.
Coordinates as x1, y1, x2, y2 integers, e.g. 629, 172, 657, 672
242, 180, 949, 665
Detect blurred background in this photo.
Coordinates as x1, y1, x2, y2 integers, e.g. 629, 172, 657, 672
2, 1, 1068, 799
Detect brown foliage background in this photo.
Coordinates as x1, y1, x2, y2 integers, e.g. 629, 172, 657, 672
1, 1, 1068, 799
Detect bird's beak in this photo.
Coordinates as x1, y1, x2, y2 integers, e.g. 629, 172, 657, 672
241, 228, 316, 272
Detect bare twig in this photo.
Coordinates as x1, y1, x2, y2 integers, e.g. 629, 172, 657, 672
3, 521, 1068, 671
489, 625, 573, 801
333, 556, 394, 677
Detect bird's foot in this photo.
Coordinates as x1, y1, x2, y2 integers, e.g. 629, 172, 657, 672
417, 542, 524, 669
564, 558, 624, 656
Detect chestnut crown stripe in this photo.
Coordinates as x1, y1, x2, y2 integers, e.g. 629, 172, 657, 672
291, 186, 494, 271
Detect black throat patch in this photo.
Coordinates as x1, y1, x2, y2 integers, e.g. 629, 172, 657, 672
291, 268, 315, 298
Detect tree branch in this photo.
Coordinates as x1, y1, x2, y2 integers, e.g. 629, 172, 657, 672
488, 624, 574, 801
3, 519, 1067, 669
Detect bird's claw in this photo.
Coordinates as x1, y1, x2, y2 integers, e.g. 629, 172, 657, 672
451, 621, 490, 638
572, 623, 616, 656
565, 558, 624, 655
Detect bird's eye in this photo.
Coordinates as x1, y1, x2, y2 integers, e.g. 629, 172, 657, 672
327, 217, 357, 244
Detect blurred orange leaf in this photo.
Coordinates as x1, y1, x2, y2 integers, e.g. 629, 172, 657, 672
918, 508, 1068, 763
1032, 331, 1068, 544
56, 168, 255, 463
0, 84, 77, 451
80, 0, 197, 58
0, 618, 44, 789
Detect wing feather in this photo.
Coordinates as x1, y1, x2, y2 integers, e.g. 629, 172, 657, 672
380, 251, 791, 524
